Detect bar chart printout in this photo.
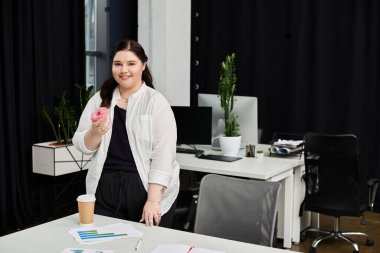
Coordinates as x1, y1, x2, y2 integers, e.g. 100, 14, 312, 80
78, 230, 127, 240
67, 223, 143, 244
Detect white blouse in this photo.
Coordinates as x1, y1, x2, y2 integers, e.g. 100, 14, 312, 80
72, 83, 179, 215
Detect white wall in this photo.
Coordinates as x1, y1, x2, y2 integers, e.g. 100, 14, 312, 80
138, 0, 191, 106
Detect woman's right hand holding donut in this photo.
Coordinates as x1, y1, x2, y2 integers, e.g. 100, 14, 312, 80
84, 107, 110, 150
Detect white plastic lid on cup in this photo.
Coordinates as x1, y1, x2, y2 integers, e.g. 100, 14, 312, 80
77, 194, 96, 202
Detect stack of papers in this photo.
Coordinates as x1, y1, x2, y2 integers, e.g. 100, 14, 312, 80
271, 139, 304, 155
68, 223, 143, 244
273, 139, 304, 148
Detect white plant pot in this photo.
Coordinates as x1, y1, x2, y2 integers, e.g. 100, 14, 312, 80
219, 136, 242, 157
256, 152, 264, 159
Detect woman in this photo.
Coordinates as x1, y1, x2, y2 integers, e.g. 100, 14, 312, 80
73, 39, 179, 228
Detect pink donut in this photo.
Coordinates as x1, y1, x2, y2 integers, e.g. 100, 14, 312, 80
91, 107, 109, 122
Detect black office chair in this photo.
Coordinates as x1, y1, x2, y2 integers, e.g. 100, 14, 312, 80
173, 171, 207, 231
301, 133, 374, 253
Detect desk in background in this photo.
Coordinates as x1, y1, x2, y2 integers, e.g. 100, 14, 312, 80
0, 214, 297, 253
176, 145, 306, 248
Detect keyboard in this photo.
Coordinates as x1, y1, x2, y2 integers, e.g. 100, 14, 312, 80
176, 147, 204, 154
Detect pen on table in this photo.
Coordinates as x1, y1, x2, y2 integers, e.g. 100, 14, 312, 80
186, 246, 195, 253
135, 239, 142, 251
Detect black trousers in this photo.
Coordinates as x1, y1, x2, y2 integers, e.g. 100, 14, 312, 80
95, 169, 176, 228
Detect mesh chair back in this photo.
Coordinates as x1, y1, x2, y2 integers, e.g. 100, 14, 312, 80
193, 174, 281, 247
304, 133, 362, 217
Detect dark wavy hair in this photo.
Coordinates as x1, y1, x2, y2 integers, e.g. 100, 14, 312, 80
100, 39, 154, 107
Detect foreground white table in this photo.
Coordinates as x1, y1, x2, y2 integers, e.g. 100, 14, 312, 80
0, 214, 297, 253
176, 145, 300, 248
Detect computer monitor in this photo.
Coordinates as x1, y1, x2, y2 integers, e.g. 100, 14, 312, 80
198, 93, 258, 146
171, 106, 212, 145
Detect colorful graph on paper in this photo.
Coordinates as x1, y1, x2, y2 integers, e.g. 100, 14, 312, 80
77, 230, 127, 240
68, 223, 143, 244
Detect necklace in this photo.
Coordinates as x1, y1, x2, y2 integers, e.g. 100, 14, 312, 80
120, 96, 129, 102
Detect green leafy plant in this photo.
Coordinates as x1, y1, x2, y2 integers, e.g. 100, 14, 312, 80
76, 83, 93, 112
218, 52, 240, 137
42, 84, 94, 145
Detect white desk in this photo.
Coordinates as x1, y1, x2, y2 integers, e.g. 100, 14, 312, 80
176, 145, 300, 249
271, 153, 308, 244
0, 214, 297, 253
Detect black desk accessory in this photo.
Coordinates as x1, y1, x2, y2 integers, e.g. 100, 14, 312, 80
176, 147, 204, 155
195, 153, 242, 162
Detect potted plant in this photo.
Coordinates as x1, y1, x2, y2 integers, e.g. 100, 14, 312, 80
256, 149, 264, 159
42, 84, 94, 145
32, 84, 94, 176
218, 52, 241, 156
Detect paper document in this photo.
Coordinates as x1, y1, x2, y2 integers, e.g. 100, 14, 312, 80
271, 139, 304, 155
151, 244, 225, 253
270, 145, 303, 154
61, 248, 113, 253
68, 223, 143, 244
273, 139, 304, 148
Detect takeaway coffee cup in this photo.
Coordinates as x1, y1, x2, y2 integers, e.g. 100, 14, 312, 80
77, 194, 96, 226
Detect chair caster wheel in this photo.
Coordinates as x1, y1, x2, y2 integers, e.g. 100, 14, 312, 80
366, 239, 374, 246
310, 247, 316, 253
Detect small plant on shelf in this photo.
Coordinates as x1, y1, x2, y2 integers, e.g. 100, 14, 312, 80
218, 52, 240, 137
42, 84, 94, 145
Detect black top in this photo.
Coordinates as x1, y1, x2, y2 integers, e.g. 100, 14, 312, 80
103, 105, 137, 172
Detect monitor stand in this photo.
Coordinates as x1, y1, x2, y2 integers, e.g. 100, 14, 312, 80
211, 119, 225, 150
211, 136, 222, 150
